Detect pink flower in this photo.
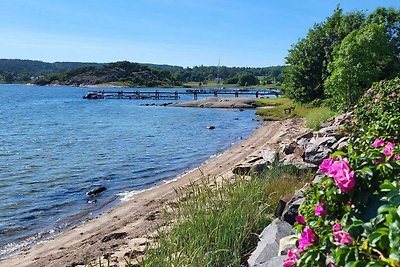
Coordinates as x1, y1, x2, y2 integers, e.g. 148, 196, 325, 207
372, 139, 385, 148
314, 203, 326, 217
395, 155, 400, 160
319, 158, 335, 176
283, 249, 299, 267
391, 92, 397, 97
367, 88, 372, 93
298, 227, 317, 252
295, 215, 306, 225
333, 231, 353, 246
374, 98, 379, 103
376, 93, 381, 99
332, 223, 342, 233
367, 104, 371, 108
382, 142, 396, 156
329, 159, 351, 177
327, 263, 336, 267
333, 168, 355, 192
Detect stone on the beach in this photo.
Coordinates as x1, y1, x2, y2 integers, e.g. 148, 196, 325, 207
261, 149, 277, 164
247, 218, 294, 267
101, 232, 128, 242
86, 186, 107, 196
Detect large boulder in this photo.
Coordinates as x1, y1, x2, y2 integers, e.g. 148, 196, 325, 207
248, 219, 294, 267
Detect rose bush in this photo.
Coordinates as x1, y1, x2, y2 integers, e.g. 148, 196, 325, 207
284, 77, 400, 266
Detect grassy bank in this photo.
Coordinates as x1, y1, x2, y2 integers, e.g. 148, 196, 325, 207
255, 98, 336, 130
137, 163, 312, 267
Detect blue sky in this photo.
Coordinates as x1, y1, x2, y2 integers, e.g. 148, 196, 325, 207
0, 0, 399, 67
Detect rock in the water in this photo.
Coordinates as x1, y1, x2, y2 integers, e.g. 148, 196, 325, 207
207, 125, 216, 130
248, 219, 294, 267
86, 186, 107, 196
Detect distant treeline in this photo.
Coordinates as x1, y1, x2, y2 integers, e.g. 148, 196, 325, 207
172, 65, 284, 85
0, 59, 284, 87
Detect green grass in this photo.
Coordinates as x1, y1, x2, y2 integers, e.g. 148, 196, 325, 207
255, 98, 337, 130
139, 164, 311, 267
304, 107, 337, 130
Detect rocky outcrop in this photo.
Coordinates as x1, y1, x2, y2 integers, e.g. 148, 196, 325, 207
247, 113, 352, 266
247, 219, 294, 267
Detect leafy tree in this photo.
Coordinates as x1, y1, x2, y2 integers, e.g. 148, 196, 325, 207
324, 24, 395, 111
237, 72, 259, 86
283, 7, 364, 103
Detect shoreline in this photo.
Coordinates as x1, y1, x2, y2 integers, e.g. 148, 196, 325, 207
0, 118, 309, 267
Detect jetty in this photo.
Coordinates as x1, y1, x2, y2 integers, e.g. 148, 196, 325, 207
83, 89, 282, 100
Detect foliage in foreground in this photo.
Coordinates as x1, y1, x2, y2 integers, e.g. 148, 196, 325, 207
283, 6, 400, 110
285, 78, 400, 266
141, 165, 310, 267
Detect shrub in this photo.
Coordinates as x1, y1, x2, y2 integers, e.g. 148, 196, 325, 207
285, 77, 400, 266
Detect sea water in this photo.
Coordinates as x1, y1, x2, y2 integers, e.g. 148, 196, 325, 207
0, 84, 259, 257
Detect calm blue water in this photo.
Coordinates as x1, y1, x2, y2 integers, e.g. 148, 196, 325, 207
0, 84, 259, 257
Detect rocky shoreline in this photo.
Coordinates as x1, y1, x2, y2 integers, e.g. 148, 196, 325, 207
0, 118, 310, 267
247, 113, 351, 267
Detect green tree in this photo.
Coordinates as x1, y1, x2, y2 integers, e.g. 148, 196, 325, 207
237, 72, 259, 86
324, 24, 395, 111
283, 7, 364, 103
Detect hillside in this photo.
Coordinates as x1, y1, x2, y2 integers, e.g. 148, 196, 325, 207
36, 61, 180, 87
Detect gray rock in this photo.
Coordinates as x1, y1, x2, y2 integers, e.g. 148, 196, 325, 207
279, 235, 297, 256
261, 149, 278, 164
304, 144, 331, 165
331, 136, 350, 151
315, 125, 341, 138
233, 158, 267, 175
312, 174, 325, 185
280, 154, 318, 172
264, 256, 286, 267
248, 219, 294, 267
296, 137, 310, 149
308, 136, 337, 147
282, 197, 305, 225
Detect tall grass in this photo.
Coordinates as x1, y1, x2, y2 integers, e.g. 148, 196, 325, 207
304, 107, 337, 130
140, 164, 311, 267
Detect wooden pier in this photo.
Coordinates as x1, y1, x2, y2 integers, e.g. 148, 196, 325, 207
83, 89, 282, 100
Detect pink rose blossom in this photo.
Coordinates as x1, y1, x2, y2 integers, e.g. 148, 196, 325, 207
376, 93, 381, 99
327, 263, 336, 267
372, 139, 385, 148
391, 92, 397, 97
382, 142, 396, 156
374, 98, 379, 103
283, 249, 299, 267
395, 155, 400, 160
367, 88, 372, 93
319, 158, 335, 176
333, 168, 355, 192
298, 227, 317, 252
314, 203, 326, 217
329, 159, 351, 177
334, 231, 353, 246
295, 215, 306, 225
332, 223, 342, 233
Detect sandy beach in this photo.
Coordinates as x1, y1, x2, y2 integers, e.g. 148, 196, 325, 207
0, 118, 309, 267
